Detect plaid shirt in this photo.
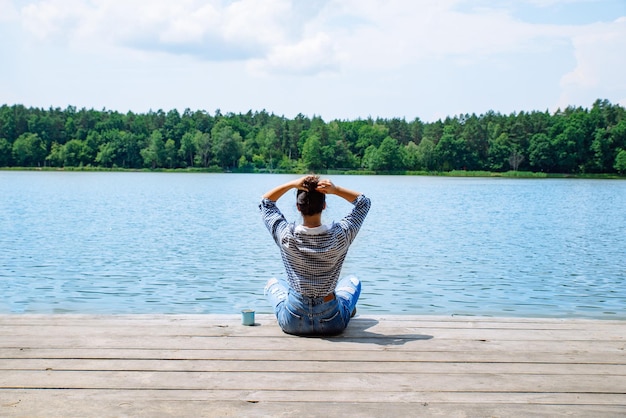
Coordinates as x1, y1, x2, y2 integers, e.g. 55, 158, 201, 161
260, 194, 371, 298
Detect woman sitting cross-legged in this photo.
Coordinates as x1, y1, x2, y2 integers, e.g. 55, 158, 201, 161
259, 175, 371, 336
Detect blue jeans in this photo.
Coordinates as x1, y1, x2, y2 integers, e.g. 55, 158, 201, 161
264, 276, 361, 336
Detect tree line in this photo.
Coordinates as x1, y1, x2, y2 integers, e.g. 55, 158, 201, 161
1, 99, 625, 174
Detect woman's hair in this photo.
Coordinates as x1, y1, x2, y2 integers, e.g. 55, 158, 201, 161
296, 175, 325, 216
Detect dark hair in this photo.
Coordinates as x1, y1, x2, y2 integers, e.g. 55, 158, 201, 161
296, 175, 325, 216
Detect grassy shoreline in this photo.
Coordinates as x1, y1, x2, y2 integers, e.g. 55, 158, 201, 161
2, 166, 624, 179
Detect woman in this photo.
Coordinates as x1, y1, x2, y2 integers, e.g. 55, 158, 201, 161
259, 175, 371, 336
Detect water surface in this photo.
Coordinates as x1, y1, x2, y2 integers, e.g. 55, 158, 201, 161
1, 171, 624, 318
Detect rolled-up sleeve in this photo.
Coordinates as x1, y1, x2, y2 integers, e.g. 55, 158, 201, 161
259, 198, 289, 245
338, 194, 371, 244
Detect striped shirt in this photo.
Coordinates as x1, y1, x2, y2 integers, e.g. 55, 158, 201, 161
260, 194, 371, 298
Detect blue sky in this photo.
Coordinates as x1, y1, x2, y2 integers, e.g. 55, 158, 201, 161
1, 0, 625, 122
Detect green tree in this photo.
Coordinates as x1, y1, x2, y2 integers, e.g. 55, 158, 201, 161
328, 139, 357, 169
0, 138, 12, 166
528, 133, 555, 172
614, 149, 626, 174
141, 130, 166, 169
589, 128, 614, 173
460, 113, 488, 170
190, 109, 214, 134
284, 113, 309, 160
63, 139, 91, 167
73, 108, 100, 140
12, 133, 46, 167
46, 142, 64, 167
82, 132, 100, 165
163, 109, 184, 144
362, 145, 379, 170
487, 132, 512, 171
610, 120, 626, 152
301, 134, 323, 171
102, 130, 142, 168
194, 131, 212, 167
409, 117, 424, 144
355, 123, 388, 157
552, 132, 578, 173
1, 99, 625, 173
27, 111, 66, 147
385, 117, 411, 145
179, 131, 198, 167
215, 134, 243, 170
164, 139, 178, 168
434, 128, 467, 171
375, 136, 403, 171
95, 141, 116, 168
257, 127, 281, 170
237, 154, 254, 172
212, 122, 243, 169
0, 104, 28, 142
422, 119, 444, 144
416, 138, 437, 171
403, 141, 420, 170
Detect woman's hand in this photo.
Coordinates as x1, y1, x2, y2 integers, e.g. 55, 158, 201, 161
315, 179, 337, 194
263, 175, 320, 202
292, 176, 313, 191
317, 179, 362, 202
299, 175, 324, 192
263, 176, 360, 203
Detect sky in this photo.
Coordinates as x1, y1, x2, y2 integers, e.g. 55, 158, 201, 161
1, 0, 625, 122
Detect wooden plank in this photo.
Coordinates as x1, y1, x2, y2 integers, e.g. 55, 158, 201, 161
2, 393, 625, 418
0, 359, 626, 379
2, 313, 625, 327
3, 388, 625, 405
3, 347, 624, 364
1, 336, 623, 356
2, 316, 624, 344
3, 359, 626, 375
0, 314, 624, 417
2, 323, 624, 340
1, 370, 625, 393
2, 314, 624, 329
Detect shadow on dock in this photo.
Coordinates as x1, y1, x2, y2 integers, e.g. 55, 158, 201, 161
325, 317, 433, 346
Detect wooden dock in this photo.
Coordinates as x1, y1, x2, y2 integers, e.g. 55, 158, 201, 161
1, 314, 624, 417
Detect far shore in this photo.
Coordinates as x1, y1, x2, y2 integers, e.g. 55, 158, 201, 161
2, 167, 625, 180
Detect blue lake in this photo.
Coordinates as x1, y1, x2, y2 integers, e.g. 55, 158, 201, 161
1, 171, 625, 318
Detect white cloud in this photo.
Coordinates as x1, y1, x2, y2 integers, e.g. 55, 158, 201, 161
0, 0, 18, 21
20, 0, 90, 40
4, 0, 625, 119
153, 4, 220, 44
559, 17, 626, 108
292, 0, 568, 73
16, 0, 297, 59
12, 0, 579, 72
524, 0, 587, 7
220, 0, 291, 45
248, 32, 338, 75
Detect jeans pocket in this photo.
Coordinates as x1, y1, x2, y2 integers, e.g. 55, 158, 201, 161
319, 310, 341, 323
279, 305, 307, 336
285, 305, 302, 320
317, 309, 346, 335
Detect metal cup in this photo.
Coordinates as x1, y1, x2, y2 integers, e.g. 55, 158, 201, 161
241, 309, 255, 326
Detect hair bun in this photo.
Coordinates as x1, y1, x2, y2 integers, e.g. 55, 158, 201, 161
296, 175, 325, 216
302, 175, 320, 192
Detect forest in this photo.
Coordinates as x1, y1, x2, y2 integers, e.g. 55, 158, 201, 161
1, 99, 625, 175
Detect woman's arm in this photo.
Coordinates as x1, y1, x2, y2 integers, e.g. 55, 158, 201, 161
262, 177, 306, 202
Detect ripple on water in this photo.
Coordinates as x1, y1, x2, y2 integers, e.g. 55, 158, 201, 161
0, 172, 624, 318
